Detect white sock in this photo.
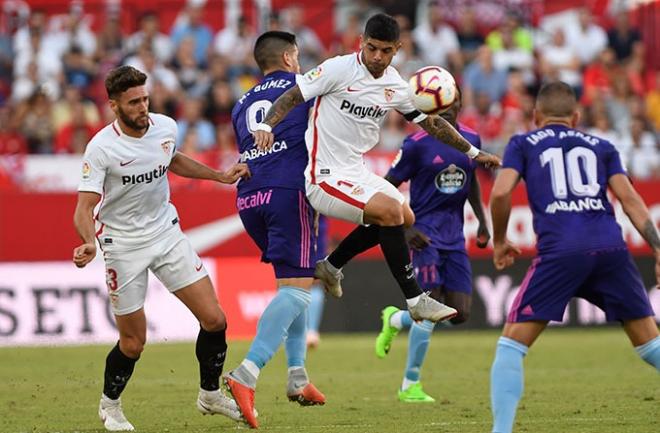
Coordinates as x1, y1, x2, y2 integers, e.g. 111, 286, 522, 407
389, 310, 406, 330
101, 394, 119, 405
406, 294, 422, 308
241, 359, 261, 380
401, 377, 418, 391
199, 388, 218, 399
324, 256, 341, 274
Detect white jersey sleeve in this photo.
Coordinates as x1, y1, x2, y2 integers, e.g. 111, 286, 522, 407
78, 140, 107, 195
297, 56, 349, 102
389, 71, 427, 124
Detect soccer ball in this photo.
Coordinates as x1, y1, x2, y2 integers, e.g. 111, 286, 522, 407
407, 66, 458, 115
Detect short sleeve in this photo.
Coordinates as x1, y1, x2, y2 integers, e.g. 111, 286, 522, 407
78, 142, 107, 194
603, 141, 627, 178
297, 57, 346, 102
502, 135, 525, 177
391, 76, 427, 124
387, 137, 418, 183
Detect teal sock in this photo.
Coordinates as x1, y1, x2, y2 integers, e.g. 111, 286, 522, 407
246, 286, 311, 369
307, 284, 325, 333
636, 335, 660, 371
404, 320, 434, 382
491, 337, 528, 433
285, 308, 307, 368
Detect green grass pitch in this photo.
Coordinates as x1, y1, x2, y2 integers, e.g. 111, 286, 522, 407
1, 328, 657, 433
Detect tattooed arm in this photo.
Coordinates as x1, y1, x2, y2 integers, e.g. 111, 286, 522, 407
609, 173, 660, 286
418, 115, 501, 168
253, 86, 305, 150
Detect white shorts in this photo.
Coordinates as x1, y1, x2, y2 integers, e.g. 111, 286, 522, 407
306, 170, 405, 225
102, 225, 208, 315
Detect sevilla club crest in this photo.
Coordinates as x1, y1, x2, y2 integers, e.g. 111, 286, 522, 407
384, 88, 395, 102
161, 140, 174, 156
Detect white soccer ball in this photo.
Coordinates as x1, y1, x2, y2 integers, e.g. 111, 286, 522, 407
407, 66, 458, 115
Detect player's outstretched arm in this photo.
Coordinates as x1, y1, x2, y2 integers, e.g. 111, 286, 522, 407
490, 168, 522, 270
418, 115, 502, 169
609, 173, 660, 286
73, 191, 101, 268
253, 85, 306, 150
468, 175, 491, 248
169, 152, 250, 184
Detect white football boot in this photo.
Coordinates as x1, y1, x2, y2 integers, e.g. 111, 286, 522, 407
197, 388, 257, 422
98, 396, 135, 431
409, 292, 458, 322
314, 259, 343, 298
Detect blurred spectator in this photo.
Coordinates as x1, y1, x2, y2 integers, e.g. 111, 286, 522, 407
15, 89, 54, 153
456, 9, 484, 65
460, 92, 504, 155
622, 116, 658, 179
13, 31, 62, 101
390, 30, 425, 79
485, 12, 533, 53
587, 111, 620, 146
581, 48, 616, 106
331, 13, 361, 55
172, 35, 208, 97
95, 13, 124, 65
63, 45, 97, 90
125, 12, 174, 64
170, 1, 213, 66
412, 1, 461, 71
51, 85, 100, 133
53, 101, 98, 154
149, 80, 178, 119
625, 42, 646, 97
12, 8, 46, 54
283, 5, 325, 72
564, 8, 607, 65
501, 70, 529, 120
538, 29, 582, 93
177, 98, 215, 151
492, 27, 534, 86
606, 72, 635, 136
645, 71, 660, 131
125, 44, 179, 94
46, 2, 97, 58
205, 79, 234, 126
0, 105, 27, 154
607, 13, 641, 62
213, 16, 256, 67
463, 46, 508, 106
266, 11, 282, 31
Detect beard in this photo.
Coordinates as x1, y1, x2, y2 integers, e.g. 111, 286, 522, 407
117, 107, 149, 131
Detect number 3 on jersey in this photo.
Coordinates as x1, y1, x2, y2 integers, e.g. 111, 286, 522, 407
540, 147, 599, 199
246, 100, 273, 133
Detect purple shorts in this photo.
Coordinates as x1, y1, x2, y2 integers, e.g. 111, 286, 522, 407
238, 188, 316, 278
508, 248, 654, 323
412, 247, 472, 294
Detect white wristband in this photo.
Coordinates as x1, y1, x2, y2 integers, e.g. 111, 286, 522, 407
255, 123, 272, 133
466, 145, 480, 159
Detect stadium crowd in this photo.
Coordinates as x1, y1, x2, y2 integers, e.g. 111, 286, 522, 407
0, 0, 657, 180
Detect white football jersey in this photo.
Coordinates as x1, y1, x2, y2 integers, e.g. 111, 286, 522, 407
297, 52, 427, 183
78, 113, 179, 248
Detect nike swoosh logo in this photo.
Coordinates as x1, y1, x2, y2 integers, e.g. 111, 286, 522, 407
195, 263, 203, 271
120, 159, 136, 166
347, 86, 361, 92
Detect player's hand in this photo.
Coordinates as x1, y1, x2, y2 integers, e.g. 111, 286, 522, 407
253, 130, 274, 150
405, 227, 431, 251
217, 163, 251, 184
493, 240, 521, 270
73, 243, 96, 268
476, 223, 491, 249
475, 151, 502, 169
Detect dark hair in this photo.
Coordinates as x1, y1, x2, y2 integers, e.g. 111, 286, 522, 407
105, 65, 147, 99
253, 31, 297, 72
536, 81, 577, 118
364, 13, 400, 42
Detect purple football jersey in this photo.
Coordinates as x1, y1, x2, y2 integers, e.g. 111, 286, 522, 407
387, 124, 481, 250
232, 71, 312, 194
502, 124, 627, 255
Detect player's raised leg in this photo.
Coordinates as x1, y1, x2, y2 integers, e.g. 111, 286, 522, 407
99, 309, 145, 432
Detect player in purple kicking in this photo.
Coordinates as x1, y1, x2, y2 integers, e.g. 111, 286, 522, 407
374, 92, 490, 402
223, 31, 325, 429
489, 81, 660, 433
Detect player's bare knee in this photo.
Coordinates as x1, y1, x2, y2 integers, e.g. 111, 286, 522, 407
377, 203, 404, 226
121, 336, 145, 358
403, 206, 415, 228
201, 311, 227, 332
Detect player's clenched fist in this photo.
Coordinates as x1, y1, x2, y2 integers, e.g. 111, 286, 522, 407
217, 163, 251, 184
253, 128, 274, 150
493, 240, 521, 270
73, 243, 96, 268
475, 151, 502, 169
